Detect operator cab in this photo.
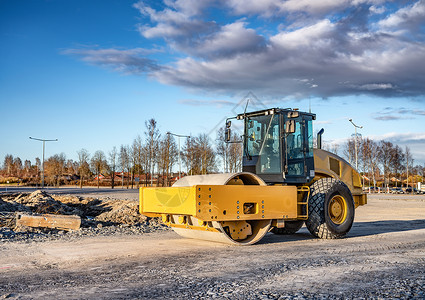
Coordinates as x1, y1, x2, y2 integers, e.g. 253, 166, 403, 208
228, 108, 315, 185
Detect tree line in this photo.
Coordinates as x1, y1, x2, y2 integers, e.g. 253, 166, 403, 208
325, 136, 424, 189
2, 120, 423, 189
0, 119, 243, 188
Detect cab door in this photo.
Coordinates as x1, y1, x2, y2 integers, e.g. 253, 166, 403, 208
283, 114, 314, 184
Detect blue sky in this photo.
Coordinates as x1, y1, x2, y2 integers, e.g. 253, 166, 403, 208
1, 0, 425, 167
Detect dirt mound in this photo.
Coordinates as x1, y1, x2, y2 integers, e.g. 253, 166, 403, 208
0, 198, 22, 212
95, 201, 146, 225
13, 190, 78, 215
50, 195, 107, 217
0, 191, 148, 228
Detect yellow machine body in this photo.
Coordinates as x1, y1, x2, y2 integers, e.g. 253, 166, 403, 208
313, 149, 367, 207
139, 172, 313, 245
140, 185, 298, 221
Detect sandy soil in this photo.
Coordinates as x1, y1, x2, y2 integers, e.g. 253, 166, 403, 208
1, 196, 424, 299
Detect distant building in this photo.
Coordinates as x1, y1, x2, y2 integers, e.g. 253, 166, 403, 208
94, 174, 105, 180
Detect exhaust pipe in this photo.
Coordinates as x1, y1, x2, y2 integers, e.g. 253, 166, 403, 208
317, 128, 324, 149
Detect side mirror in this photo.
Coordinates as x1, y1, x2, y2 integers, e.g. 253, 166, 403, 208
225, 120, 231, 142
285, 120, 296, 133
225, 128, 231, 142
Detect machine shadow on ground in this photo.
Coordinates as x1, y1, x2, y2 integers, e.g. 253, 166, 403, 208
255, 219, 425, 245
258, 231, 314, 245
348, 219, 425, 237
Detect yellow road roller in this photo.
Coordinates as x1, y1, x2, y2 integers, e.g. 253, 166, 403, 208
140, 108, 367, 245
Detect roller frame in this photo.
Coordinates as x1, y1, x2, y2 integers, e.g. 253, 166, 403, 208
139, 173, 305, 245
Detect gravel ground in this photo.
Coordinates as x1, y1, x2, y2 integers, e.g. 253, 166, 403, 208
0, 192, 424, 299
0, 218, 169, 244
0, 190, 169, 244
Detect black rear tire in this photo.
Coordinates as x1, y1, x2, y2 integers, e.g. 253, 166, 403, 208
271, 220, 304, 235
305, 178, 355, 239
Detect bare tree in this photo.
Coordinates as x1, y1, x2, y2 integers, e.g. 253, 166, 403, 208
77, 149, 90, 188
145, 119, 160, 186
14, 157, 22, 177
360, 138, 379, 189
358, 137, 368, 186
158, 134, 178, 186
119, 145, 130, 188
182, 137, 195, 175
217, 127, 242, 173
405, 146, 413, 192
390, 145, 405, 187
378, 141, 393, 190
3, 154, 14, 176
343, 138, 356, 166
141, 144, 150, 186
216, 127, 228, 173
189, 134, 217, 175
227, 132, 242, 173
108, 146, 118, 189
35, 157, 41, 183
45, 153, 66, 186
412, 164, 423, 189
65, 160, 79, 184
330, 143, 340, 156
415, 164, 425, 179
132, 135, 143, 188
24, 160, 31, 177
91, 150, 107, 189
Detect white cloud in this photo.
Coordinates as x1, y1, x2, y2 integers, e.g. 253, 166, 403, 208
227, 0, 386, 16
66, 1, 425, 99
270, 19, 335, 49
369, 5, 386, 14
280, 0, 350, 14
227, 0, 283, 16
373, 107, 425, 120
376, 132, 425, 142
62, 48, 161, 74
134, 0, 217, 41
357, 83, 395, 90
314, 120, 333, 125
378, 0, 425, 31
196, 21, 265, 58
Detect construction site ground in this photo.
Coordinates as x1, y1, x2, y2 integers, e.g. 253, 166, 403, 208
0, 190, 424, 299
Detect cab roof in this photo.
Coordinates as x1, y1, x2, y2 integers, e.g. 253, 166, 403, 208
236, 108, 316, 120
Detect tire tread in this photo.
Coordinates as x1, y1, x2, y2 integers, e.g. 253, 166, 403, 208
305, 178, 351, 239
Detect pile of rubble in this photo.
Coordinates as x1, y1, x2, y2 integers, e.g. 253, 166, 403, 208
0, 190, 168, 242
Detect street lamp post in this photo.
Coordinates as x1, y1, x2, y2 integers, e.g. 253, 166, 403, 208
167, 132, 190, 179
29, 137, 58, 188
348, 119, 363, 170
